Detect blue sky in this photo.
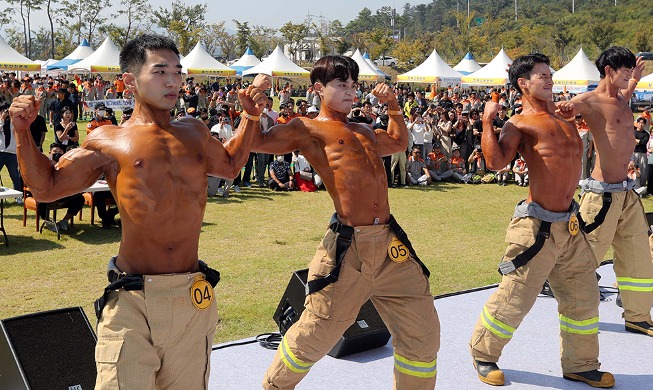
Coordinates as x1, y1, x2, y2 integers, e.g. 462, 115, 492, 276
12, 0, 428, 32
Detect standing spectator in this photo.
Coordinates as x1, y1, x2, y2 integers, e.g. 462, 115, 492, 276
86, 103, 113, 135
113, 75, 125, 98
54, 106, 79, 148
575, 114, 594, 180
0, 103, 22, 196
67, 84, 80, 122
48, 88, 72, 128
633, 117, 649, 189
408, 112, 430, 160
437, 111, 453, 157
637, 106, 651, 132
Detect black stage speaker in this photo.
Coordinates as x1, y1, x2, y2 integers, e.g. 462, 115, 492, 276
273, 269, 391, 358
0, 307, 97, 390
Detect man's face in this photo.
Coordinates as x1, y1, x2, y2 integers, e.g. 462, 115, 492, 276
521, 62, 553, 102
127, 49, 183, 111
607, 65, 633, 90
316, 76, 358, 115
636, 120, 646, 130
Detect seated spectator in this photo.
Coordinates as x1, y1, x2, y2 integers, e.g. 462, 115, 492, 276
495, 163, 511, 186
449, 146, 467, 183
306, 106, 319, 119
513, 155, 529, 186
54, 106, 79, 148
427, 144, 453, 181
269, 155, 295, 191
38, 144, 85, 232
406, 146, 431, 186
292, 150, 322, 192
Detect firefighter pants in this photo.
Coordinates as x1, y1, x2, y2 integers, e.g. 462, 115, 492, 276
470, 207, 602, 374
263, 223, 440, 389
579, 186, 653, 323
95, 261, 218, 390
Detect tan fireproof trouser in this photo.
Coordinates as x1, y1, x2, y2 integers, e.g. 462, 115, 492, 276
579, 190, 653, 322
263, 223, 440, 390
95, 269, 218, 390
470, 215, 602, 374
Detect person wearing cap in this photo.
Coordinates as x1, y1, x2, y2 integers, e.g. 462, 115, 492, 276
306, 105, 319, 119
86, 103, 112, 135
570, 47, 653, 337
470, 53, 614, 388
119, 107, 134, 126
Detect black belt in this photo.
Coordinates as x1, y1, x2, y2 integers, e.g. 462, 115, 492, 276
498, 221, 551, 275
306, 215, 430, 295
578, 192, 612, 234
94, 261, 221, 320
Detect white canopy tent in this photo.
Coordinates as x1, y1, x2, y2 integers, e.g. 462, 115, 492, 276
47, 39, 94, 70
181, 42, 235, 77
362, 52, 390, 79
636, 73, 653, 91
67, 37, 121, 74
229, 47, 261, 76
397, 49, 463, 87
461, 48, 512, 86
552, 48, 600, 93
242, 46, 310, 79
0, 36, 41, 72
454, 52, 482, 75
350, 49, 384, 82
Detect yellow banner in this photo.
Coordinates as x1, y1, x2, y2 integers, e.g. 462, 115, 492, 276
553, 80, 590, 86
397, 75, 439, 83
271, 70, 310, 78
90, 65, 122, 73
187, 68, 236, 76
358, 74, 383, 82
637, 81, 653, 90
461, 76, 508, 86
0, 63, 41, 71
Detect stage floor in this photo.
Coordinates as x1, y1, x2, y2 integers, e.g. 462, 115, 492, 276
209, 264, 652, 389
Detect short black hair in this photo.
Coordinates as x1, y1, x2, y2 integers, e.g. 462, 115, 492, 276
120, 34, 180, 75
595, 46, 636, 78
509, 53, 550, 94
310, 56, 359, 86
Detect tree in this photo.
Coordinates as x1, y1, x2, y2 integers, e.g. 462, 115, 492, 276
102, 0, 152, 47
56, 0, 108, 47
250, 25, 279, 59
364, 28, 394, 61
589, 22, 617, 52
232, 20, 252, 56
279, 22, 308, 62
151, 0, 207, 54
6, 0, 44, 57
201, 22, 232, 59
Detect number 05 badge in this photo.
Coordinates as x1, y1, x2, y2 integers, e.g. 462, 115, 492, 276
388, 237, 409, 263
191, 277, 213, 310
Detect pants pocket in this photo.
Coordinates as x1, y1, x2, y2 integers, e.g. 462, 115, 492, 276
95, 338, 124, 390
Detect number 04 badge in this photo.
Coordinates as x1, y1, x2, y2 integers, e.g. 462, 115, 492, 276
191, 276, 213, 310
388, 237, 409, 263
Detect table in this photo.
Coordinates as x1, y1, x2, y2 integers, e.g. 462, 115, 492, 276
0, 187, 23, 247
84, 181, 110, 193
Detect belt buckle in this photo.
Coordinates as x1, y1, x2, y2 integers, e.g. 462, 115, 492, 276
498, 261, 516, 275
108, 269, 127, 283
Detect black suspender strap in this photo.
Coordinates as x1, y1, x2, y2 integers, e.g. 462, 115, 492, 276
94, 275, 144, 320
306, 221, 355, 295
388, 215, 431, 278
498, 221, 552, 275
578, 192, 612, 234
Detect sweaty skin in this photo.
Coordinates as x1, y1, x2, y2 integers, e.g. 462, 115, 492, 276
251, 80, 407, 227
568, 57, 644, 183
9, 49, 270, 275
482, 62, 583, 212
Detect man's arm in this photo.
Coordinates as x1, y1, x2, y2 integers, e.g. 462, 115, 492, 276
622, 56, 645, 103
481, 101, 522, 170
206, 74, 270, 178
374, 84, 408, 156
10, 95, 109, 201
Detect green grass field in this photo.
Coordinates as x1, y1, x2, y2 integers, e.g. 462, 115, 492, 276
1, 114, 652, 344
